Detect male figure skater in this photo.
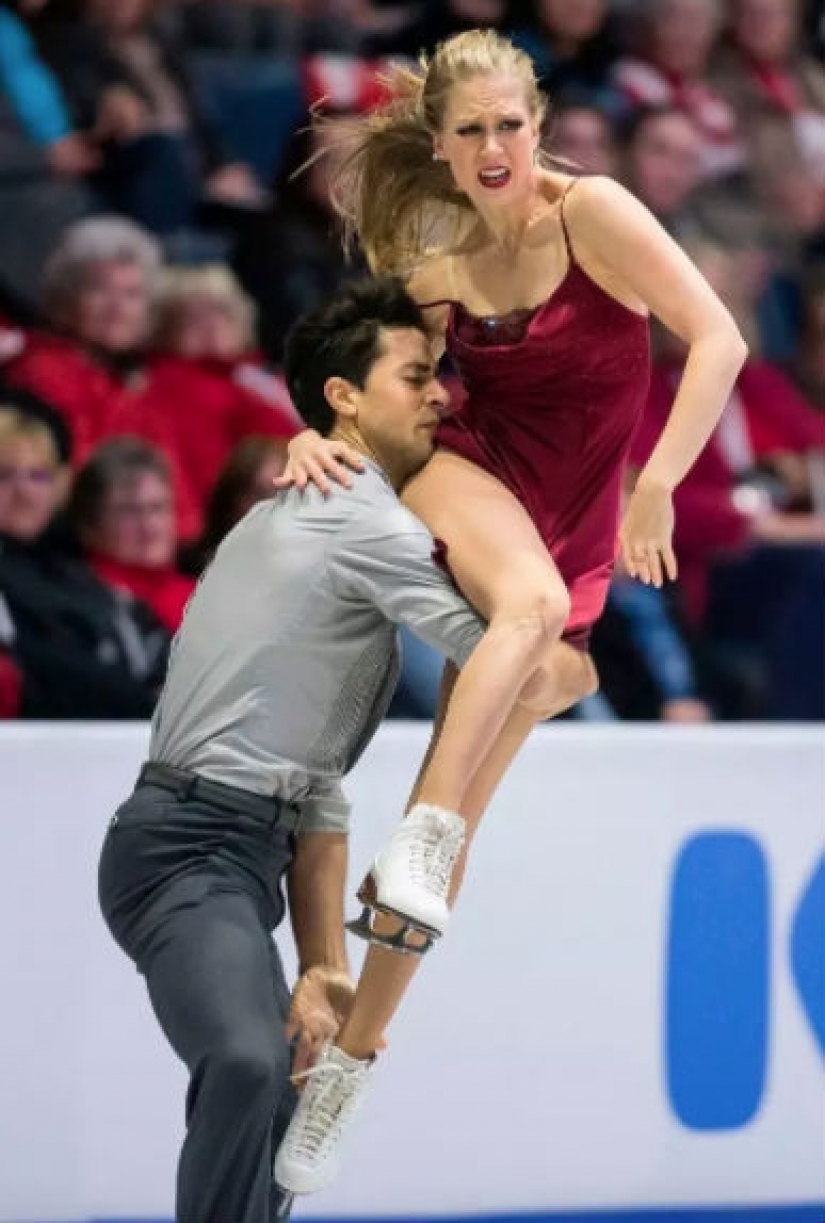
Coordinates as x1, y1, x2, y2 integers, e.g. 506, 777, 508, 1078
99, 278, 589, 1222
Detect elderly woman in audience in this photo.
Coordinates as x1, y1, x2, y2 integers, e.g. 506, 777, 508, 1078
153, 263, 301, 419
0, 405, 166, 716
1, 216, 298, 540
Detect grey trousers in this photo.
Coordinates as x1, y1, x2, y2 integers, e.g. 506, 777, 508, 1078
98, 767, 299, 1223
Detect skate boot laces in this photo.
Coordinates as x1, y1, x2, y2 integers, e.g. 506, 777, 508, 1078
289, 1056, 369, 1162
401, 808, 465, 899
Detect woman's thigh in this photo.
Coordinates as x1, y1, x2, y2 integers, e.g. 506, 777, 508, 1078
402, 448, 567, 620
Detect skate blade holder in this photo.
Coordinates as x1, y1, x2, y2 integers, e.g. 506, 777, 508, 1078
346, 876, 440, 956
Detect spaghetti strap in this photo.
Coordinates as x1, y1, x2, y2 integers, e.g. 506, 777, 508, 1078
419, 298, 458, 309
559, 179, 580, 262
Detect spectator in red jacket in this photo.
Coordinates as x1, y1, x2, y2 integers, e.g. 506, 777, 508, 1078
152, 263, 302, 428
1, 216, 299, 539
67, 436, 195, 633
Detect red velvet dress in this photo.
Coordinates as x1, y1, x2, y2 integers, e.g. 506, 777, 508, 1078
435, 190, 651, 647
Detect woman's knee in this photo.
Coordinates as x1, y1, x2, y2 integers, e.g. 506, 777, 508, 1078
493, 583, 572, 652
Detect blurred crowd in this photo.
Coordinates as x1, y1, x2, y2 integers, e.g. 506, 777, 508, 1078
0, 0, 822, 722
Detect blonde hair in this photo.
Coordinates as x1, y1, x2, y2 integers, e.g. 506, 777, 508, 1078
327, 29, 549, 275
0, 408, 61, 463
154, 265, 257, 351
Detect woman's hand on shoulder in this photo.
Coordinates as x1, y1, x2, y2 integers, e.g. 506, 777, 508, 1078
272, 429, 365, 495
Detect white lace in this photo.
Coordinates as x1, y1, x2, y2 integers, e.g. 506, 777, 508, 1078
399, 812, 465, 899
288, 1061, 364, 1163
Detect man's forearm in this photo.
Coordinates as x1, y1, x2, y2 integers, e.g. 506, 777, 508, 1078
287, 832, 349, 976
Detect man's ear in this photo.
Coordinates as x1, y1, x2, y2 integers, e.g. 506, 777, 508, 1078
323, 375, 358, 420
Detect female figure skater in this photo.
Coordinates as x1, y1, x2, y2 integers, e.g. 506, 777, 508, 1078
275, 27, 746, 1195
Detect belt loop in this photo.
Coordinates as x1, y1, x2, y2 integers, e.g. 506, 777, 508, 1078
179, 773, 199, 802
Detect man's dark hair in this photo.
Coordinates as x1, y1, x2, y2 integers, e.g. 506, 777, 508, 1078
283, 277, 428, 434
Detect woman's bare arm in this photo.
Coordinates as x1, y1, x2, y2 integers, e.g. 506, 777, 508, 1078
568, 177, 747, 584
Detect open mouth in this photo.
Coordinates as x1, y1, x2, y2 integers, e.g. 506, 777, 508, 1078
477, 167, 511, 190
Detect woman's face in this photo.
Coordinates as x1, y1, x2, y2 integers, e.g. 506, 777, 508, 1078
73, 259, 153, 354
627, 112, 703, 217
435, 74, 540, 211
169, 297, 246, 361
732, 0, 798, 63
552, 107, 617, 176
0, 435, 63, 542
86, 470, 176, 568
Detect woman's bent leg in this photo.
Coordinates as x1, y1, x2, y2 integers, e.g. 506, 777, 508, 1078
395, 450, 573, 825
337, 644, 598, 1061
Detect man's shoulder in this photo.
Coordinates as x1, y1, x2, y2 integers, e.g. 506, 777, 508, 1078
285, 465, 424, 532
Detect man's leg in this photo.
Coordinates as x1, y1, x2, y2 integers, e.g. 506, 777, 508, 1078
100, 793, 297, 1223
140, 888, 296, 1223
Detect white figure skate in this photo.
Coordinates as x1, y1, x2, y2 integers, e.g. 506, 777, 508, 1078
347, 803, 465, 954
274, 1042, 375, 1195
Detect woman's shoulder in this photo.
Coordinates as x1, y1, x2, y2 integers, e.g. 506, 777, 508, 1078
560, 174, 650, 233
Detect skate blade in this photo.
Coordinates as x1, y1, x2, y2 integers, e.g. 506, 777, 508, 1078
347, 875, 439, 955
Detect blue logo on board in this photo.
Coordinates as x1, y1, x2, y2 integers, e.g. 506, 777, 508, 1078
665, 833, 824, 1130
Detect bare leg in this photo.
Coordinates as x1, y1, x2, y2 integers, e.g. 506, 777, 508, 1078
336, 641, 597, 1059
388, 453, 576, 816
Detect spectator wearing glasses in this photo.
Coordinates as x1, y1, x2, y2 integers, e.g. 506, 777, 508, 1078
0, 405, 166, 716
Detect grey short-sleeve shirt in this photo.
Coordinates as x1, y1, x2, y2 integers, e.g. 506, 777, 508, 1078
149, 462, 483, 832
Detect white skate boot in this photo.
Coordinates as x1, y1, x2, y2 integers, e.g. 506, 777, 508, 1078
274, 1042, 375, 1195
347, 803, 466, 954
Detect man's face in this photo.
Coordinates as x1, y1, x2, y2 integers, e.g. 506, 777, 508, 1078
348, 328, 450, 485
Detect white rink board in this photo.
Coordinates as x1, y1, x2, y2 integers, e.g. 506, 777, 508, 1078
0, 723, 822, 1222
